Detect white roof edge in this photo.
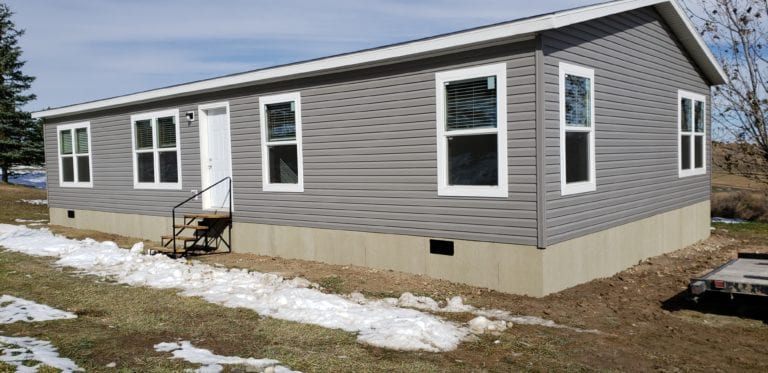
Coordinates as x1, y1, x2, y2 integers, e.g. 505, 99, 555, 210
33, 0, 725, 119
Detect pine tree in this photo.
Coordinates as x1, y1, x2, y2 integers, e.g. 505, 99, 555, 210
0, 2, 41, 184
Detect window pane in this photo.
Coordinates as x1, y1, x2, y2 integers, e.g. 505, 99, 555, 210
135, 120, 153, 149
266, 102, 296, 141
75, 128, 88, 154
680, 98, 692, 132
694, 135, 704, 168
565, 131, 590, 183
137, 153, 155, 182
564, 74, 591, 127
62, 157, 74, 182
60, 130, 73, 155
445, 76, 497, 130
269, 144, 298, 183
447, 134, 498, 186
694, 100, 704, 133
159, 151, 178, 183
157, 116, 177, 148
681, 135, 691, 170
77, 156, 90, 182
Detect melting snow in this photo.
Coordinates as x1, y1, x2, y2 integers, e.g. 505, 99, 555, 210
712, 217, 746, 224
354, 292, 599, 334
155, 341, 299, 373
0, 224, 596, 352
0, 225, 467, 352
18, 199, 48, 205
0, 336, 83, 372
0, 295, 77, 324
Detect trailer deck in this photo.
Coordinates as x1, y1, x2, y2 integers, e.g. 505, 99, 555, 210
690, 253, 768, 297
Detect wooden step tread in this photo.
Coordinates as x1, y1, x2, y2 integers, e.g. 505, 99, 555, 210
174, 224, 208, 230
149, 246, 186, 254
161, 235, 198, 242
183, 213, 230, 219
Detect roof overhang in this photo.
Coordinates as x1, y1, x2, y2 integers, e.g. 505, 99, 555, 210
32, 0, 726, 120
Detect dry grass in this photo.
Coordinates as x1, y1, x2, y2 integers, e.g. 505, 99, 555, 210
0, 184, 48, 225
712, 190, 768, 222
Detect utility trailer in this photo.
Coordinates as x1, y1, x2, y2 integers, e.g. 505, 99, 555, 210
690, 253, 768, 298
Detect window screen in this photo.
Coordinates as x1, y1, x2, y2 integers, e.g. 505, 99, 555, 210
565, 132, 590, 183
137, 153, 155, 183
159, 151, 178, 183
269, 145, 299, 184
62, 157, 74, 182
447, 134, 498, 186
445, 77, 497, 130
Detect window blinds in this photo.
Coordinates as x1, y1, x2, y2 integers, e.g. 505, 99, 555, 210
266, 102, 296, 141
445, 77, 497, 130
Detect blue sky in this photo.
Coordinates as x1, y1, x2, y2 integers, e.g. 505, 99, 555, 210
9, 0, 616, 111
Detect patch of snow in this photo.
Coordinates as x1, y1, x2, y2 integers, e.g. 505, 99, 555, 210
0, 295, 77, 324
155, 341, 298, 373
355, 292, 598, 334
18, 199, 48, 205
0, 335, 83, 372
467, 316, 507, 334
0, 225, 467, 352
473, 309, 600, 333
712, 217, 746, 224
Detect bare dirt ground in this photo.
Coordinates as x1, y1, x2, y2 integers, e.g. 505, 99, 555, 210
194, 230, 768, 372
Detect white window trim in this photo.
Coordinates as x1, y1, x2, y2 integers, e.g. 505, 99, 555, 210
678, 90, 707, 178
559, 62, 596, 196
259, 92, 304, 192
435, 63, 508, 198
57, 121, 93, 188
130, 108, 182, 190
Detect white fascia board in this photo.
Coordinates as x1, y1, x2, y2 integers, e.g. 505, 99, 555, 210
33, 0, 724, 119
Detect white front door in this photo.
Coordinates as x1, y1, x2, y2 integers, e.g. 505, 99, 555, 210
199, 104, 233, 210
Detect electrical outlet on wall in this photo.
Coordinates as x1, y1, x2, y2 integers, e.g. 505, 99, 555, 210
191, 189, 199, 201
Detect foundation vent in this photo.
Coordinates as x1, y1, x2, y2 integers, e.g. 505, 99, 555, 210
429, 239, 454, 256
67, 210, 75, 219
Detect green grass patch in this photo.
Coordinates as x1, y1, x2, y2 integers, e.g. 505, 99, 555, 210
712, 221, 768, 235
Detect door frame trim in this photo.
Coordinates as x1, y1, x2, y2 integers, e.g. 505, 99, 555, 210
198, 101, 234, 211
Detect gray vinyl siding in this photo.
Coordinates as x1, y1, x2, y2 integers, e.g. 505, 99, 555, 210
541, 7, 711, 246
45, 40, 539, 245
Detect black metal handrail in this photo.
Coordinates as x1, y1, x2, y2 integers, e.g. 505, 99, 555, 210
171, 176, 232, 254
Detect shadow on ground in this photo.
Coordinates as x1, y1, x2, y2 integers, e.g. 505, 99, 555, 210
662, 290, 768, 323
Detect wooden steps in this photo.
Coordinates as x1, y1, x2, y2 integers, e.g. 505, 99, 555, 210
161, 235, 197, 242
174, 224, 208, 230
183, 213, 230, 219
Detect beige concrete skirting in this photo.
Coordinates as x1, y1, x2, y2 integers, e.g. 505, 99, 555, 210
50, 207, 173, 241
49, 200, 710, 297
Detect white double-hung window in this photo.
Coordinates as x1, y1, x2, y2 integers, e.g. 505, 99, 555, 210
559, 62, 596, 196
678, 90, 706, 177
130, 109, 182, 189
57, 122, 92, 188
435, 63, 508, 197
259, 92, 304, 192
